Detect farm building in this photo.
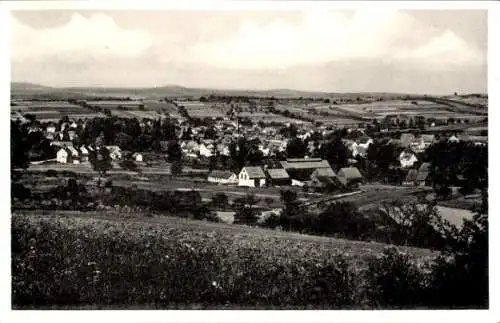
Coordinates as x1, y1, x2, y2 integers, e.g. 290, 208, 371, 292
238, 166, 266, 187
399, 150, 418, 168
67, 146, 80, 164
207, 170, 238, 185
336, 167, 363, 187
310, 167, 336, 180
280, 158, 333, 181
266, 168, 291, 186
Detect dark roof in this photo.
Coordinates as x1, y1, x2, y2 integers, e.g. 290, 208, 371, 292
312, 167, 336, 178
337, 167, 363, 180
208, 170, 236, 179
266, 168, 290, 179
241, 166, 266, 179
419, 162, 431, 172
281, 159, 331, 170
405, 169, 419, 182
416, 170, 429, 182
421, 134, 436, 143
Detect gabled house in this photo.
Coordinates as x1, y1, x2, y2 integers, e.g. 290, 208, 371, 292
238, 166, 266, 187
46, 124, 57, 133
66, 146, 80, 164
448, 135, 460, 143
79, 146, 90, 163
399, 150, 418, 168
336, 167, 363, 187
207, 170, 238, 185
280, 158, 333, 182
56, 148, 70, 164
266, 168, 291, 186
421, 135, 436, 149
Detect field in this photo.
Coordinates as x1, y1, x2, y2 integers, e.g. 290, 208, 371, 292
12, 211, 437, 308
11, 100, 106, 121
175, 101, 225, 118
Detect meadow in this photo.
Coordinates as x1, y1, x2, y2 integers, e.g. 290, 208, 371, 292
12, 211, 439, 309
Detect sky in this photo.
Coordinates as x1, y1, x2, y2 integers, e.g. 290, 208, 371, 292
10, 9, 488, 94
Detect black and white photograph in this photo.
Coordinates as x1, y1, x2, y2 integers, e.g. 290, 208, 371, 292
3, 0, 498, 319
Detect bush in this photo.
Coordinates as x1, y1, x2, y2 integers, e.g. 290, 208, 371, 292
364, 247, 429, 308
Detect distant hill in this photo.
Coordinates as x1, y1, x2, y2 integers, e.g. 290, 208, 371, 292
11, 82, 414, 100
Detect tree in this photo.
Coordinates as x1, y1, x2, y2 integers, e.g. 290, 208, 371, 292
286, 137, 307, 159
171, 161, 183, 176
212, 193, 228, 209
119, 159, 138, 172
166, 140, 183, 162
317, 137, 348, 169
11, 121, 31, 170
89, 147, 113, 176
233, 193, 260, 225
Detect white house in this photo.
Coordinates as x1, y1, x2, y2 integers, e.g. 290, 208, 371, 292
132, 152, 144, 162
207, 170, 238, 185
399, 150, 418, 168
46, 124, 56, 133
238, 166, 266, 187
448, 135, 460, 143
199, 143, 215, 158
216, 144, 231, 157
56, 148, 69, 164
357, 137, 373, 150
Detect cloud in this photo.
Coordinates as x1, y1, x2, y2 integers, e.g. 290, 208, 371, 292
181, 10, 485, 69
10, 13, 153, 62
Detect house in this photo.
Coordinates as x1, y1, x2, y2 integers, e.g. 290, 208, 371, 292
238, 166, 266, 187
68, 130, 76, 141
336, 167, 363, 187
353, 145, 368, 158
400, 134, 415, 148
132, 152, 144, 162
207, 170, 238, 185
357, 137, 373, 149
66, 146, 80, 164
310, 167, 336, 180
79, 146, 90, 163
421, 135, 436, 149
199, 143, 215, 158
266, 168, 291, 186
448, 135, 460, 143
56, 148, 70, 164
46, 124, 57, 133
181, 141, 200, 155
105, 146, 122, 160
280, 158, 333, 181
399, 150, 418, 168
415, 163, 431, 186
216, 143, 231, 157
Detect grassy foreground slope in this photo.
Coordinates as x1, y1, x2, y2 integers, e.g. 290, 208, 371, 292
12, 212, 437, 309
